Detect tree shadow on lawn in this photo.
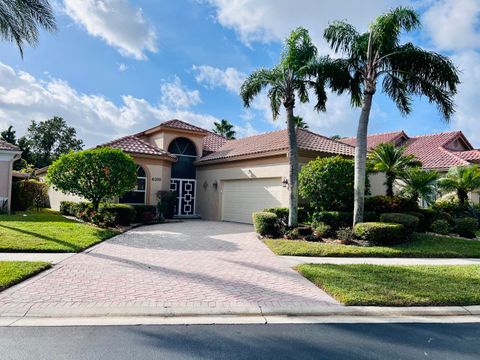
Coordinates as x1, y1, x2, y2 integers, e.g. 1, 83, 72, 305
0, 224, 88, 252
0, 213, 75, 223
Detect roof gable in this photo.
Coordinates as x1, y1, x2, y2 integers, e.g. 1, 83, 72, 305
0, 139, 20, 152
99, 135, 176, 159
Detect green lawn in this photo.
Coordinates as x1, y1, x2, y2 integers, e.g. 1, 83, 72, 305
265, 233, 480, 258
297, 264, 480, 306
0, 210, 119, 252
0, 261, 50, 291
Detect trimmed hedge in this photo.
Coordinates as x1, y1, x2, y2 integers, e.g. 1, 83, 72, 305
311, 211, 352, 230
101, 204, 136, 226
364, 195, 418, 213
263, 207, 289, 227
353, 222, 407, 245
60, 201, 77, 216
379, 213, 419, 234
11, 179, 49, 211
411, 209, 437, 232
252, 212, 278, 237
431, 219, 450, 235
132, 205, 157, 223
454, 217, 478, 239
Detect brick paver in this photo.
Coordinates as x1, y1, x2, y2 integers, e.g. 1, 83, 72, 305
0, 221, 337, 317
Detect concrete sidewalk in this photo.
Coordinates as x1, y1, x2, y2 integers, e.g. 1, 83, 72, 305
281, 256, 480, 267
0, 253, 74, 264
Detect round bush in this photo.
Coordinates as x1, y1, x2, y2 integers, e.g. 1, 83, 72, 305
454, 217, 478, 238
434, 211, 453, 223
311, 211, 353, 231
364, 195, 418, 213
252, 212, 278, 237
101, 204, 136, 226
299, 156, 356, 211
132, 205, 157, 223
431, 219, 450, 235
353, 222, 407, 245
379, 213, 419, 234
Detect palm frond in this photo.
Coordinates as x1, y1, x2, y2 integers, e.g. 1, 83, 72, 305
324, 20, 360, 55
240, 68, 280, 108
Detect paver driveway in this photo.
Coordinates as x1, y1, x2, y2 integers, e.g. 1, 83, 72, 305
0, 221, 337, 317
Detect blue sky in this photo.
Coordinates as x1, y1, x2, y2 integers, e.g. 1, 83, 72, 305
0, 0, 479, 147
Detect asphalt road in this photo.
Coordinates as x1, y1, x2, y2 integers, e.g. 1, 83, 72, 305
1, 323, 479, 359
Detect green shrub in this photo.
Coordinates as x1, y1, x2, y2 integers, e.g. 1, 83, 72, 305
364, 195, 418, 213
454, 217, 478, 238
263, 207, 289, 228
132, 205, 157, 223
60, 201, 77, 216
284, 227, 300, 240
156, 191, 176, 219
11, 180, 49, 211
336, 227, 354, 242
379, 213, 419, 234
432, 197, 466, 216
299, 156, 361, 212
252, 212, 278, 237
413, 209, 437, 232
311, 211, 353, 230
91, 208, 117, 228
353, 222, 407, 245
434, 211, 453, 223
312, 222, 331, 238
101, 204, 136, 226
431, 219, 450, 235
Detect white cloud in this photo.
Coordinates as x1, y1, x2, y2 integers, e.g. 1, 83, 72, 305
192, 65, 246, 93
203, 0, 411, 47
118, 63, 128, 72
423, 0, 480, 51
160, 76, 201, 109
64, 0, 157, 60
0, 63, 221, 147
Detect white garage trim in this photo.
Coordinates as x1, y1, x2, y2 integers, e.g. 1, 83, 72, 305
221, 177, 285, 224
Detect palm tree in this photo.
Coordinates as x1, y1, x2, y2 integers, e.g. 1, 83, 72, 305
324, 7, 460, 225
293, 116, 309, 129
368, 143, 420, 197
400, 167, 439, 205
0, 0, 56, 58
240, 27, 348, 226
1, 125, 16, 144
438, 166, 480, 207
213, 119, 236, 139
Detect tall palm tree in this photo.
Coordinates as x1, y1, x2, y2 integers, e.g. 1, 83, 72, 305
400, 167, 439, 205
368, 143, 419, 196
240, 27, 348, 226
438, 166, 480, 207
324, 7, 460, 224
0, 0, 56, 58
293, 116, 309, 129
213, 119, 236, 139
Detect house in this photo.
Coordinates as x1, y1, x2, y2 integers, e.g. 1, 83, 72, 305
340, 130, 480, 199
40, 119, 354, 223
0, 139, 21, 212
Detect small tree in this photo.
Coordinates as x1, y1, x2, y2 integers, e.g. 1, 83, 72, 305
437, 166, 480, 207
400, 168, 439, 205
47, 148, 137, 211
368, 143, 420, 197
213, 119, 236, 139
299, 156, 356, 212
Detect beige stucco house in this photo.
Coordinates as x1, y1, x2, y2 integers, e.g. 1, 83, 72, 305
0, 140, 21, 212
40, 119, 354, 223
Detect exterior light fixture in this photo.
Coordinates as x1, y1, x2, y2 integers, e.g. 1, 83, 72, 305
212, 180, 218, 190
282, 178, 289, 188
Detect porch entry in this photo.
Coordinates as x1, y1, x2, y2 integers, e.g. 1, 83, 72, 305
168, 137, 197, 217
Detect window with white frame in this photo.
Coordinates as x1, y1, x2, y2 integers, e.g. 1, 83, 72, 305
119, 165, 147, 204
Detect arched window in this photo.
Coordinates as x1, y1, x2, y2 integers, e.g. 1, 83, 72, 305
119, 165, 147, 204
168, 137, 197, 179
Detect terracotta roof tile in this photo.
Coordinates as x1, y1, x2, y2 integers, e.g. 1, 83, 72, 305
198, 128, 354, 162
454, 150, 480, 162
202, 132, 227, 155
340, 131, 407, 149
99, 135, 176, 158
0, 139, 20, 151
160, 119, 208, 133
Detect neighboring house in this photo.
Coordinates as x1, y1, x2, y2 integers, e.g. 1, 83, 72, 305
0, 140, 21, 212
340, 130, 480, 200
39, 119, 354, 223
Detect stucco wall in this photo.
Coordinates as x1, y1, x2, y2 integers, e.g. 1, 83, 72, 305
0, 161, 11, 200
146, 130, 205, 159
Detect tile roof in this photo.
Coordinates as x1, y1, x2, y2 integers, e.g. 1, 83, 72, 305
198, 128, 354, 162
160, 119, 208, 133
202, 132, 227, 155
341, 130, 480, 170
0, 139, 20, 151
99, 135, 176, 159
339, 131, 407, 149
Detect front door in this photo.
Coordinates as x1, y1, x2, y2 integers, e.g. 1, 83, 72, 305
170, 179, 196, 216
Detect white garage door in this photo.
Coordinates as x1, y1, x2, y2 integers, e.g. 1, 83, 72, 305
221, 178, 284, 224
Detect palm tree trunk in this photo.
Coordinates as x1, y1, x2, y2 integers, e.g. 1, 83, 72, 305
385, 172, 394, 197
286, 105, 298, 227
353, 92, 374, 226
